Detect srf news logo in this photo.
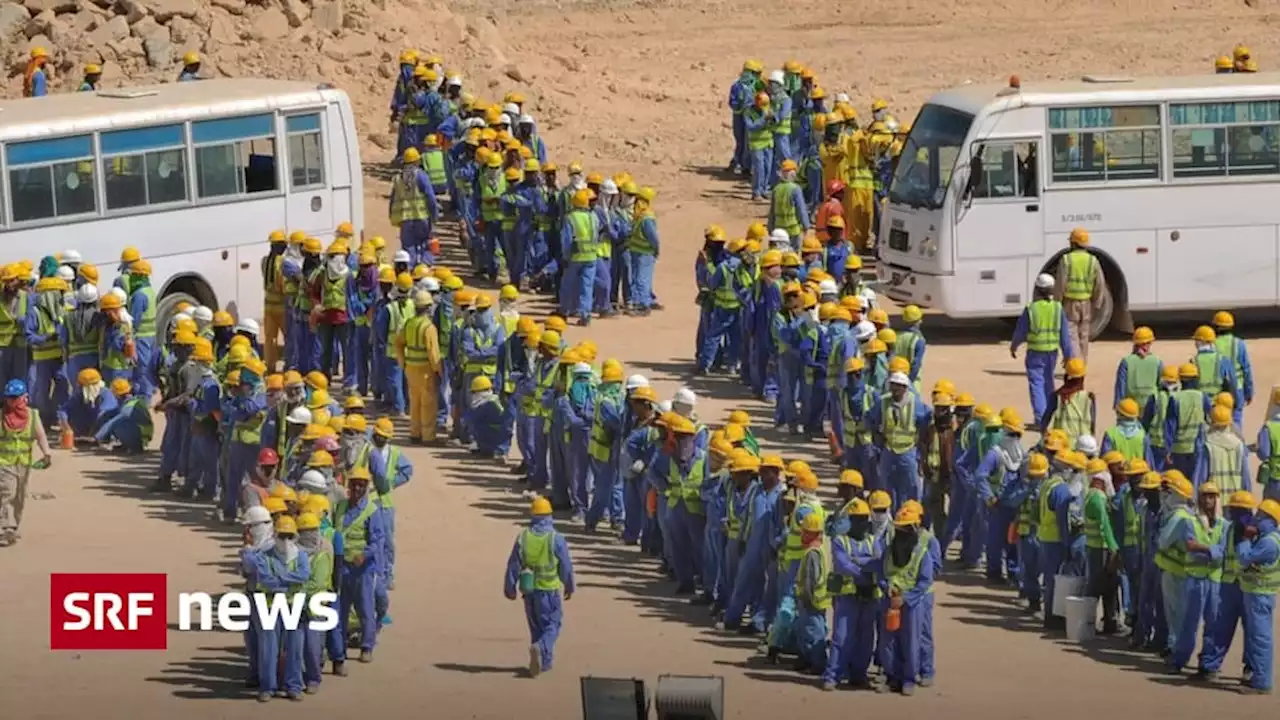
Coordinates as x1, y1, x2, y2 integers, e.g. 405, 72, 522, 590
50, 573, 339, 651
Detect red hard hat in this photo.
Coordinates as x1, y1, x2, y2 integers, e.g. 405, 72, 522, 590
257, 448, 280, 466
827, 180, 846, 195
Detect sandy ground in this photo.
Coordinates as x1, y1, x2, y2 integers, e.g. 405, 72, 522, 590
5, 0, 1280, 716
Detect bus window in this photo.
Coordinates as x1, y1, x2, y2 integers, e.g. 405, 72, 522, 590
1171, 101, 1280, 178
966, 141, 1038, 200
1049, 105, 1160, 183
101, 124, 188, 210
888, 104, 973, 210
193, 114, 278, 199
5, 135, 96, 222
286, 113, 325, 189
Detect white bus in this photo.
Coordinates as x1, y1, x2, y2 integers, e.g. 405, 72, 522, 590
876, 72, 1280, 338
0, 78, 362, 327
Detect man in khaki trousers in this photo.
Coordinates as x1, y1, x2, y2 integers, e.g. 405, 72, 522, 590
1054, 227, 1106, 362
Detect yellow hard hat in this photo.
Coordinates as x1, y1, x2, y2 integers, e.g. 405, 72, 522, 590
893, 507, 921, 527
1027, 453, 1050, 477
901, 304, 923, 324
348, 465, 372, 482
760, 250, 783, 268
839, 469, 864, 488
723, 423, 746, 444
305, 371, 328, 390
307, 450, 334, 468
800, 512, 824, 533
1132, 326, 1154, 345
109, 377, 131, 396
1193, 325, 1216, 343
84, 63, 101, 75
373, 417, 395, 438
1085, 457, 1108, 476
327, 415, 346, 434
1210, 404, 1232, 427
470, 376, 493, 393
601, 363, 624, 384
403, 147, 421, 164
1123, 458, 1150, 476
1069, 227, 1089, 246
1212, 310, 1235, 329
793, 470, 819, 491
307, 389, 331, 410
303, 237, 322, 254
1064, 358, 1086, 379
545, 316, 568, 333
864, 339, 887, 355
345, 414, 368, 433
1138, 471, 1162, 490
531, 496, 553, 515
211, 310, 234, 328
787, 460, 811, 477
1261, 499, 1280, 524
299, 424, 325, 441
887, 356, 910, 375
77, 368, 102, 387
729, 452, 761, 473
1178, 362, 1199, 379
1216, 55, 1234, 70
30, 46, 48, 59
1234, 43, 1252, 61
539, 330, 561, 348
1226, 491, 1258, 510
99, 294, 124, 311
398, 49, 418, 64
743, 58, 764, 73
120, 246, 141, 264
182, 51, 200, 65
342, 394, 365, 411
190, 339, 214, 362
1002, 410, 1023, 433
1199, 480, 1221, 497
500, 284, 519, 301
571, 189, 592, 209
868, 490, 891, 511
263, 497, 288, 515
269, 483, 298, 502
378, 267, 396, 284
1116, 397, 1140, 419
297, 512, 321, 531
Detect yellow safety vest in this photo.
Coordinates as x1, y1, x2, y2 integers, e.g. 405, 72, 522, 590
1063, 250, 1096, 301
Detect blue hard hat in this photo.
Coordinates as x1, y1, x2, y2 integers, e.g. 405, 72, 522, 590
4, 379, 26, 397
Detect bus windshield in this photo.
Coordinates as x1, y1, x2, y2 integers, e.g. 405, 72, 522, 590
888, 104, 974, 210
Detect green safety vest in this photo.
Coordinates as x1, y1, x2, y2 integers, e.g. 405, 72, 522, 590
1215, 335, 1247, 391
1206, 432, 1246, 494
726, 485, 748, 538
264, 255, 285, 310
1083, 488, 1114, 550
626, 213, 657, 256
120, 398, 154, 447
894, 329, 922, 368
587, 393, 620, 463
391, 172, 430, 224
1017, 484, 1037, 536
1037, 476, 1064, 543
783, 498, 825, 565
384, 299, 415, 359
463, 328, 498, 376
402, 314, 436, 367
1171, 389, 1205, 454
880, 396, 918, 455
1223, 528, 1243, 585
369, 446, 400, 508
796, 543, 832, 611
133, 286, 157, 339
31, 297, 63, 361
1063, 250, 1096, 301
1049, 392, 1092, 445
530, 359, 559, 419
712, 263, 740, 310
840, 386, 873, 449
232, 403, 265, 445
67, 315, 100, 358
1184, 517, 1225, 581
102, 323, 132, 370
321, 274, 346, 312
336, 497, 379, 562
422, 149, 447, 187
480, 174, 507, 222
745, 109, 773, 149
772, 98, 791, 135
1104, 426, 1146, 463
771, 181, 802, 236
519, 529, 564, 591
1239, 532, 1280, 595
0, 292, 28, 348
1265, 421, 1280, 480
1149, 389, 1171, 449
1155, 506, 1197, 576
829, 536, 878, 597
1123, 353, 1161, 411
1194, 352, 1228, 397
305, 544, 334, 598
295, 268, 317, 312
567, 210, 599, 263
0, 408, 38, 467
251, 554, 303, 594
885, 531, 934, 595
666, 454, 706, 514
1121, 491, 1140, 548
1025, 299, 1062, 352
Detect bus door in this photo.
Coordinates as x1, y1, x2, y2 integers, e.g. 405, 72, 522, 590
283, 111, 335, 238
953, 138, 1043, 265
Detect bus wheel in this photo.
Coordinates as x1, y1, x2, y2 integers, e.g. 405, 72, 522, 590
1089, 280, 1114, 341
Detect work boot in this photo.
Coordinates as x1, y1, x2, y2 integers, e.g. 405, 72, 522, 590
304, 684, 319, 695
287, 691, 304, 701
257, 692, 272, 703
900, 684, 916, 697
528, 644, 542, 678
1239, 686, 1273, 695
821, 679, 836, 692
1192, 668, 1219, 682
918, 676, 934, 688
332, 661, 347, 677
512, 461, 528, 476
359, 649, 373, 663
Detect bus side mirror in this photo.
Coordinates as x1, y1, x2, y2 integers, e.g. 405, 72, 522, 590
962, 154, 983, 206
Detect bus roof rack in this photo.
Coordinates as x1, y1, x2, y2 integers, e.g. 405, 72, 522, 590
1081, 75, 1134, 84
96, 89, 160, 99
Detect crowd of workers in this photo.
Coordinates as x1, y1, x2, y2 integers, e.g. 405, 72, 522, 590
1214, 45, 1261, 74
22, 48, 210, 97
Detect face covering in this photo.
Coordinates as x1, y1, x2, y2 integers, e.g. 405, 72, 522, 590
274, 536, 299, 564
1116, 417, 1142, 437
997, 432, 1025, 471
327, 256, 349, 279
676, 435, 695, 464
870, 510, 890, 535
471, 389, 495, 409
297, 528, 323, 553
248, 522, 274, 551
890, 527, 916, 566
83, 380, 105, 405
849, 516, 871, 539
1142, 488, 1161, 505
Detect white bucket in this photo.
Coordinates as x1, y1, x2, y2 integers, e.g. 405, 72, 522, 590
1065, 596, 1098, 643
1052, 574, 1085, 617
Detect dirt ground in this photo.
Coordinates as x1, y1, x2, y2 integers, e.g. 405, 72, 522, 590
4, 0, 1280, 716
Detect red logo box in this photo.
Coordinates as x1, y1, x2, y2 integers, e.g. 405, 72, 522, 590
50, 573, 168, 650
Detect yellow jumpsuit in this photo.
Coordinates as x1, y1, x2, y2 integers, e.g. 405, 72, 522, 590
840, 131, 876, 252
397, 311, 442, 441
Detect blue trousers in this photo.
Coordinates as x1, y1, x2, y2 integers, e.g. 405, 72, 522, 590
879, 449, 920, 511
592, 258, 612, 314
1202, 582, 1245, 673
1120, 545, 1142, 618
796, 606, 829, 670
303, 627, 326, 687
772, 134, 792, 178
1137, 558, 1167, 648
346, 324, 371, 394
1170, 453, 1197, 480
1243, 592, 1275, 690
524, 590, 564, 671
622, 476, 645, 544
585, 456, 622, 529
95, 411, 145, 452
722, 536, 741, 604
516, 409, 538, 474
1018, 535, 1042, 605
382, 507, 397, 587
60, 354, 97, 421
567, 438, 590, 516
295, 318, 319, 374
1041, 541, 1064, 615
700, 307, 741, 372
256, 618, 304, 694
806, 381, 826, 434
549, 427, 570, 507
482, 222, 502, 277
530, 421, 550, 492
29, 358, 63, 426
750, 147, 773, 198
883, 596, 932, 689
703, 524, 726, 600
753, 340, 774, 399
221, 441, 256, 521
382, 357, 406, 414
739, 309, 755, 388
1172, 577, 1218, 668
941, 480, 968, 555
695, 305, 712, 368
731, 113, 746, 169
612, 249, 630, 308
724, 537, 767, 629
1162, 572, 1189, 653
133, 337, 155, 397
183, 428, 219, 495
667, 502, 706, 589
985, 506, 1019, 581
823, 596, 877, 684
159, 408, 188, 479
339, 565, 378, 652
1025, 350, 1057, 426
502, 229, 527, 288
569, 261, 596, 321
101, 367, 130, 387
775, 357, 802, 429
436, 359, 453, 428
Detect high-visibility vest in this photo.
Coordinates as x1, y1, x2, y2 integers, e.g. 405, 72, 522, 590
840, 386, 873, 449
529, 359, 559, 418
1063, 250, 1096, 301
725, 485, 748, 538
67, 314, 100, 358
1206, 432, 1246, 494
321, 275, 346, 312
232, 402, 265, 445
1149, 389, 1172, 449
1121, 491, 1140, 548
796, 543, 832, 610
1265, 421, 1280, 480
894, 329, 923, 367
370, 446, 400, 508
120, 398, 154, 447
665, 454, 706, 513
336, 497, 379, 562
1037, 476, 1064, 543
31, 297, 63, 361
519, 529, 564, 591
885, 530, 934, 595
1025, 299, 1063, 352
1215, 334, 1247, 391
880, 396, 918, 455
422, 149, 447, 187
1083, 488, 1113, 549
1184, 517, 1225, 581
1050, 392, 1092, 444
251, 555, 304, 594
0, 292, 28, 348
480, 174, 507, 222
263, 254, 285, 310
1122, 353, 1161, 411
567, 210, 599, 263
782, 498, 825, 565
133, 286, 157, 339
1239, 532, 1280, 595
712, 263, 740, 310
1222, 527, 1243, 585
0, 409, 38, 467
1154, 506, 1197, 576
1016, 485, 1037, 536
771, 94, 792, 135
1104, 425, 1146, 463
402, 314, 436, 367
771, 181, 802, 237
384, 299, 415, 359
829, 536, 878, 597
1194, 352, 1228, 396
102, 323, 133, 370
745, 109, 773, 149
626, 213, 658, 256
1171, 389, 1206, 454
391, 172, 430, 225
463, 328, 498, 376
587, 393, 620, 463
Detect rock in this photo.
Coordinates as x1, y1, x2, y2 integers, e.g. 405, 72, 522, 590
167, 15, 196, 44
139, 0, 195, 22
377, 62, 392, 79
67, 10, 96, 32
117, 0, 147, 23
23, 31, 47, 52
0, 3, 32, 40
209, 0, 242, 13
553, 54, 580, 72
309, 0, 341, 32
128, 13, 157, 37
105, 34, 141, 58
204, 7, 238, 45
249, 6, 288, 40
142, 27, 170, 68
502, 63, 525, 83
87, 12, 125, 43
23, 7, 51, 36
367, 132, 394, 150
23, 0, 75, 14
279, 0, 306, 26
321, 44, 346, 62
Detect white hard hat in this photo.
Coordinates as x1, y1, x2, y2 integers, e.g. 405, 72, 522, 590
76, 283, 99, 305
298, 470, 328, 492
61, 249, 83, 264
657, 400, 673, 413
496, 114, 512, 126
421, 277, 440, 292
242, 505, 272, 526
768, 70, 785, 84
854, 320, 876, 342
518, 113, 534, 125
625, 374, 649, 390
572, 362, 593, 375
817, 279, 838, 296
1075, 434, 1098, 456
888, 372, 910, 386
448, 75, 463, 86
414, 290, 434, 308
503, 102, 520, 115
56, 266, 75, 282
235, 318, 260, 337
172, 312, 192, 325
286, 406, 311, 425
192, 305, 213, 323
673, 387, 697, 408
107, 286, 126, 302
835, 92, 850, 104
1035, 273, 1055, 290
600, 179, 618, 195
393, 250, 412, 264
769, 228, 790, 246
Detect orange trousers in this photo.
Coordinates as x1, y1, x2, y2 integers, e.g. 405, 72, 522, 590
263, 306, 285, 370
405, 367, 439, 441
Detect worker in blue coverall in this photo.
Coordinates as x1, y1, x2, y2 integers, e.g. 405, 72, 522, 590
503, 161, 546, 290
1198, 491, 1258, 681
839, 357, 877, 486
389, 148, 441, 267
558, 363, 595, 520
374, 273, 413, 415
184, 339, 221, 498
125, 260, 157, 397
714, 450, 757, 613
526, 333, 560, 494
223, 361, 268, 524
1001, 452, 1048, 612
728, 61, 763, 173
334, 467, 385, 666
867, 373, 931, 511
463, 375, 513, 459
822, 497, 882, 690
1164, 363, 1211, 480
973, 411, 1023, 584
1131, 469, 1167, 650
625, 186, 661, 315
60, 368, 114, 438
296, 510, 333, 694
696, 441, 733, 609
623, 400, 662, 552
93, 378, 151, 453
1256, 390, 1280, 501
880, 505, 938, 696
289, 239, 323, 374
25, 276, 66, 426
452, 136, 480, 261
460, 297, 505, 441
699, 247, 742, 375
772, 287, 804, 431
504, 496, 576, 678
498, 320, 534, 474
743, 92, 775, 201
894, 306, 927, 387
1010, 274, 1075, 427
243, 514, 310, 702
724, 455, 786, 633
478, 154, 507, 282
97, 293, 132, 387
653, 416, 707, 594
345, 253, 378, 396
794, 510, 831, 675
767, 71, 794, 178
389, 50, 417, 153
561, 189, 600, 325
752, 252, 784, 401
824, 308, 856, 450
399, 66, 444, 155
768, 471, 824, 660
940, 397, 981, 565
1110, 459, 1150, 631
150, 328, 195, 492
1170, 480, 1225, 671
368, 417, 412, 590
1211, 311, 1254, 427
695, 227, 724, 370
1156, 474, 1199, 657
1223, 498, 1280, 693
585, 361, 625, 532
589, 181, 619, 318
1112, 327, 1163, 420
60, 284, 101, 405
1044, 449, 1087, 629
1191, 325, 1241, 412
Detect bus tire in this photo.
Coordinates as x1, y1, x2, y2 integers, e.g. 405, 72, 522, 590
1090, 280, 1115, 341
